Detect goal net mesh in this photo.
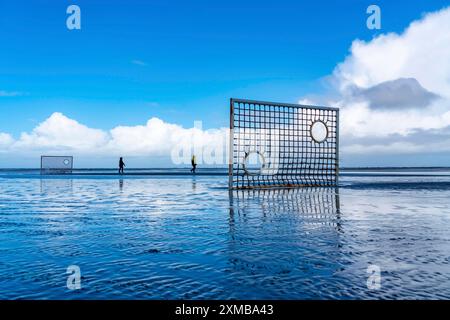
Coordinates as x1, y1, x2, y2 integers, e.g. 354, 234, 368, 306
229, 99, 339, 189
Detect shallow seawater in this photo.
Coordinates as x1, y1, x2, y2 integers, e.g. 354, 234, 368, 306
1, 170, 450, 299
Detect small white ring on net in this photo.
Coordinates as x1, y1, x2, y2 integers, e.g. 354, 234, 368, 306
243, 151, 266, 176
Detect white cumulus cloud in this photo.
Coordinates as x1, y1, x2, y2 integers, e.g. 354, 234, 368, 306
334, 7, 450, 97
0, 133, 14, 149
313, 6, 450, 156
13, 112, 109, 152
1, 113, 229, 166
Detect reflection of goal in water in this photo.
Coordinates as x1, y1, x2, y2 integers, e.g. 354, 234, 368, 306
229, 99, 339, 189
227, 188, 342, 281
40, 178, 73, 193
40, 156, 73, 174
230, 188, 340, 228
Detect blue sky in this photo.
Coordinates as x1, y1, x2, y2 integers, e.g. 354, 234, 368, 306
1, 0, 448, 132
1, 0, 450, 167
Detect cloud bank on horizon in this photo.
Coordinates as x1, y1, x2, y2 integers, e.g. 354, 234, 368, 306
0, 112, 229, 167
1, 6, 450, 167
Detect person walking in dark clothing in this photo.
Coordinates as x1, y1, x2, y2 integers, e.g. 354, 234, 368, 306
119, 157, 125, 174
190, 155, 197, 174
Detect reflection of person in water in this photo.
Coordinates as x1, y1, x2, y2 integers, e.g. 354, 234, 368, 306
190, 155, 197, 174
119, 157, 125, 174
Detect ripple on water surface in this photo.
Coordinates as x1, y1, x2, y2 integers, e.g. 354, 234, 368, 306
0, 174, 450, 299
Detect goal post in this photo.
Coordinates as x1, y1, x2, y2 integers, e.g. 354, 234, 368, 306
229, 98, 339, 189
40, 156, 74, 174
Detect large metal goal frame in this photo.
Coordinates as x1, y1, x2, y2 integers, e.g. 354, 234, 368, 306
41, 156, 74, 174
229, 98, 339, 189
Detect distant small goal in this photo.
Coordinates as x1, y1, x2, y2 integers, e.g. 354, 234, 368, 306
40, 156, 73, 174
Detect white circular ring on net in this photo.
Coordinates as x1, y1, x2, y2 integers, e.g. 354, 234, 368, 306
243, 151, 266, 176
310, 120, 329, 143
